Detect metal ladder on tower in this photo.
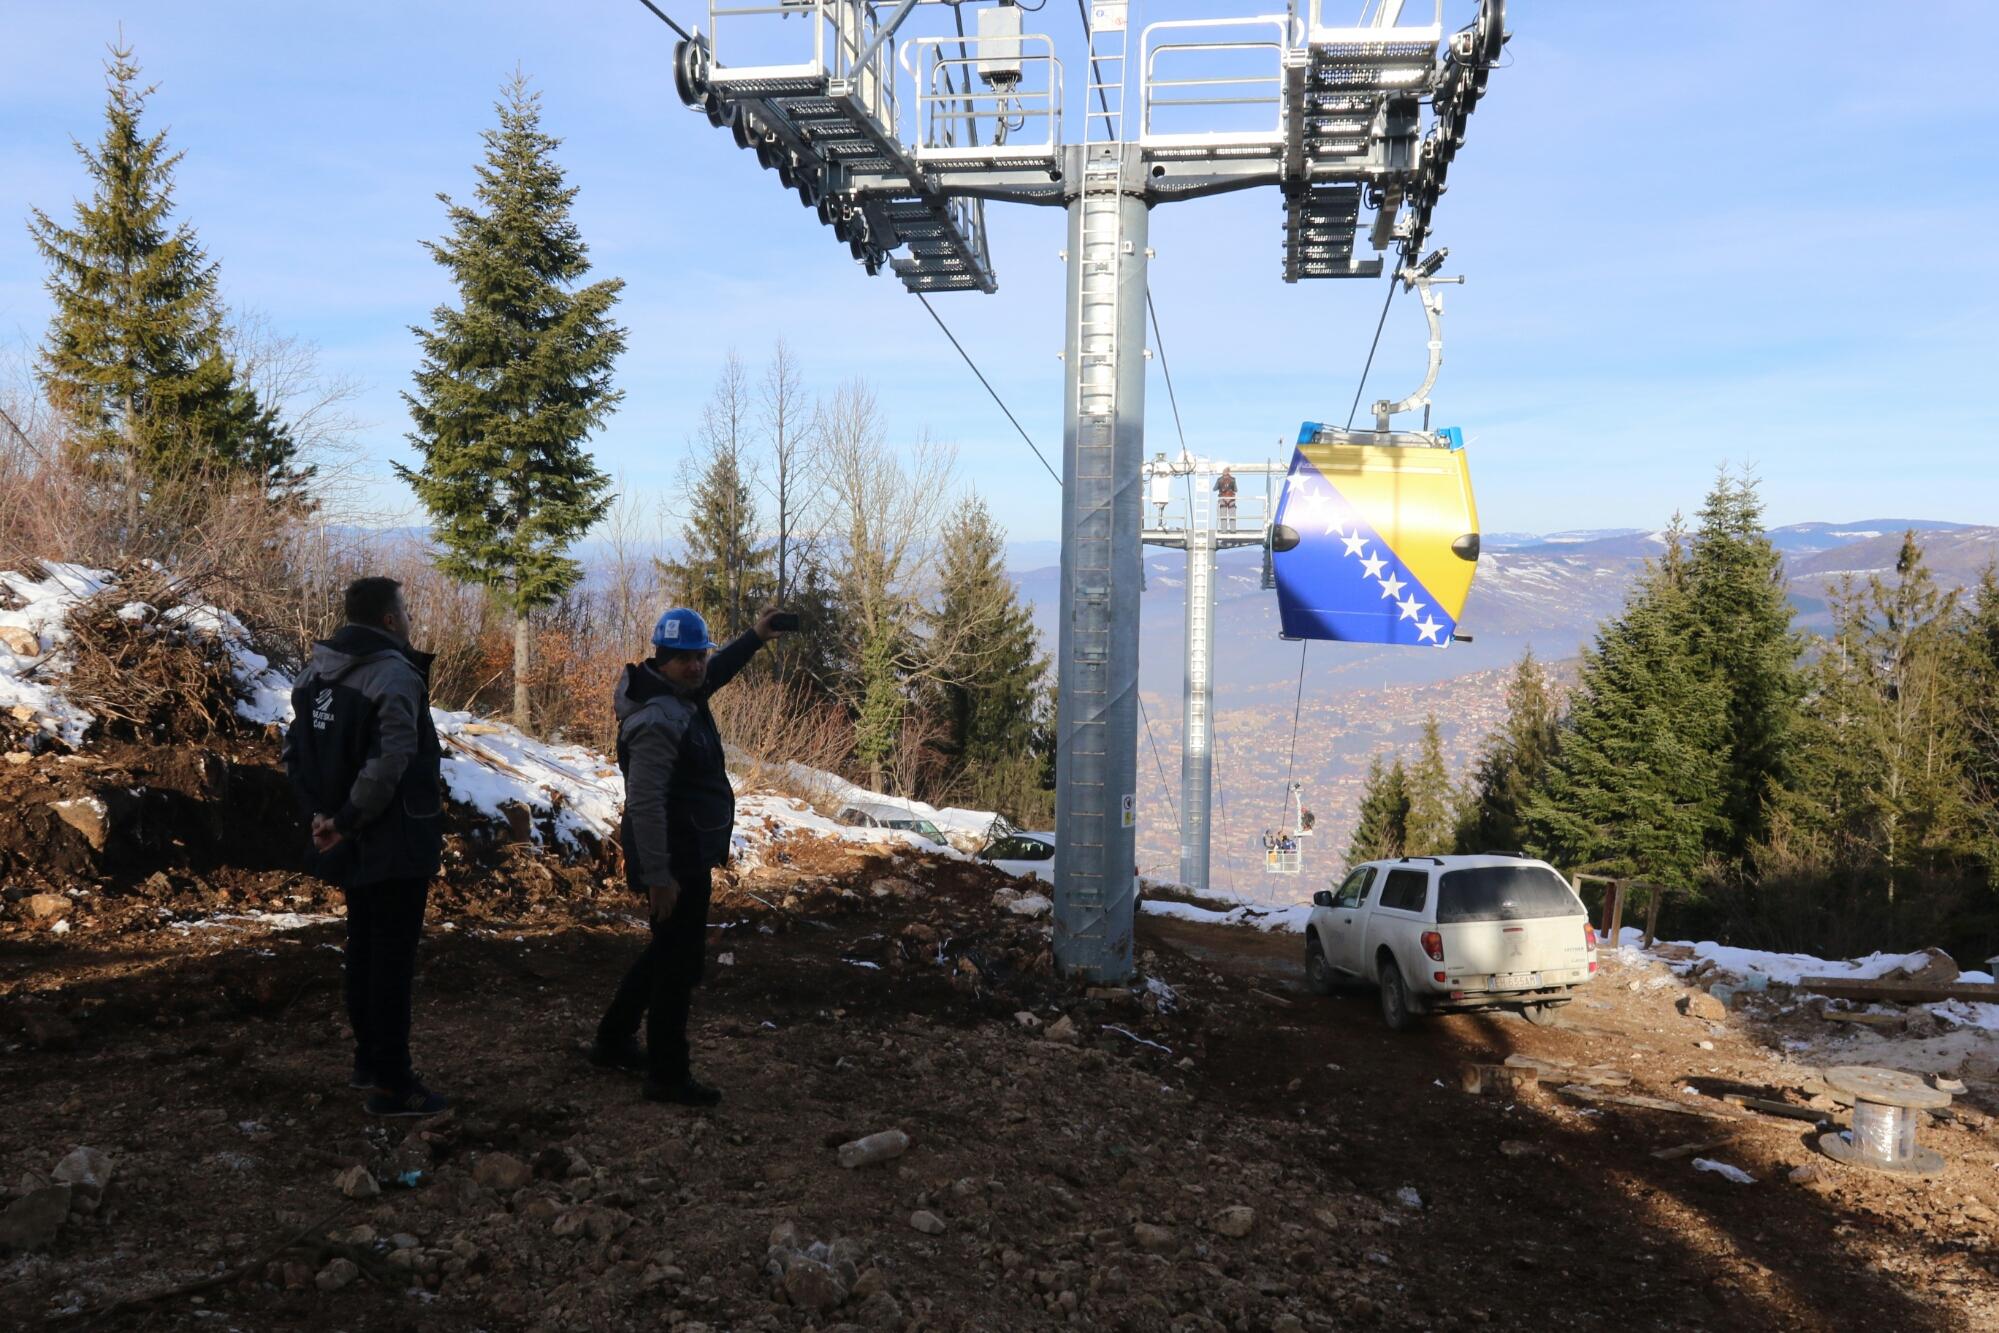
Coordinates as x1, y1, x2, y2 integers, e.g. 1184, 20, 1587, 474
1064, 1, 1130, 949
1180, 460, 1216, 890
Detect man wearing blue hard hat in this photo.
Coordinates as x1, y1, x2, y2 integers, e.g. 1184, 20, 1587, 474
592, 602, 791, 1105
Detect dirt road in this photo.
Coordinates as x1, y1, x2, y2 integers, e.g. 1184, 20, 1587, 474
3, 856, 1996, 1331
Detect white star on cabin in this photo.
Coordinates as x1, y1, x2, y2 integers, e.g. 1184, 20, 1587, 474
1377, 572, 1406, 600
1341, 533, 1368, 558
1397, 594, 1424, 621
1360, 553, 1386, 580
1416, 615, 1444, 643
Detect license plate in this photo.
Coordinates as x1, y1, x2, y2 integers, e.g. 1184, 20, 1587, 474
1492, 971, 1538, 991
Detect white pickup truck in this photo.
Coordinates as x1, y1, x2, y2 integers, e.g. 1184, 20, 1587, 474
1304, 854, 1598, 1030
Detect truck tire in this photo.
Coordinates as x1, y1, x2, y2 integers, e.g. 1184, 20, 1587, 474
1305, 932, 1337, 996
1378, 957, 1414, 1032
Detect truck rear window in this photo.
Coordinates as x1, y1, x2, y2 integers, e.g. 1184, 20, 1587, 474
1436, 866, 1583, 924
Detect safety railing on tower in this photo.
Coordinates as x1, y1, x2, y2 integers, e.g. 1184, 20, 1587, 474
1139, 16, 1296, 154
902, 33, 1063, 167
704, 0, 898, 129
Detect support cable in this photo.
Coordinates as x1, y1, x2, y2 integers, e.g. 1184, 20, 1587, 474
1345, 275, 1399, 430
633, 0, 692, 42
1147, 294, 1189, 456
916, 295, 1062, 487
1138, 695, 1181, 836
922, 280, 1183, 879
1271, 277, 1398, 833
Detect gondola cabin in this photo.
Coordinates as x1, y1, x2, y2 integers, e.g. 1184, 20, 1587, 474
1268, 424, 1480, 647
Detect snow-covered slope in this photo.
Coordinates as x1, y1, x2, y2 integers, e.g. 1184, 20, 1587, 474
0, 561, 982, 864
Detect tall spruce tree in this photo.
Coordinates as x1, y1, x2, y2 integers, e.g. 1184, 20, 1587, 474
659, 353, 772, 638
1462, 650, 1560, 854
1402, 714, 1455, 855
1781, 535, 1975, 901
659, 363, 774, 640
1524, 526, 1726, 890
1687, 471, 1801, 862
925, 497, 1049, 787
1346, 755, 1410, 866
30, 44, 306, 528
1963, 567, 1999, 869
400, 75, 625, 728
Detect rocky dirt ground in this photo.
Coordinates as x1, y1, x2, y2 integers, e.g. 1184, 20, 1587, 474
5, 743, 1999, 1331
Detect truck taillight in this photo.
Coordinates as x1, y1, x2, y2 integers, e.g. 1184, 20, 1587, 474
1420, 931, 1444, 962
1584, 923, 1598, 950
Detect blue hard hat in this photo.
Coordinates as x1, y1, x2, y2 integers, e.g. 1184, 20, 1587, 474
651, 607, 717, 651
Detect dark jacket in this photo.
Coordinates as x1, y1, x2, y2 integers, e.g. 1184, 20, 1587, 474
283, 623, 444, 887
616, 630, 764, 886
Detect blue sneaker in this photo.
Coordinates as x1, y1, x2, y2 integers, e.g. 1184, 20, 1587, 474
365, 1082, 449, 1118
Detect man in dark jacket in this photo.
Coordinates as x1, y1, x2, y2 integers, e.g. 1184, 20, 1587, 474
592, 604, 786, 1105
283, 577, 447, 1117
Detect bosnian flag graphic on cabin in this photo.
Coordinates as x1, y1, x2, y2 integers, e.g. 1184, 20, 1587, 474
1269, 433, 1480, 648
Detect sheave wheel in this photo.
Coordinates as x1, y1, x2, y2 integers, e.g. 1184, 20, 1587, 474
1304, 933, 1337, 996
1378, 957, 1414, 1032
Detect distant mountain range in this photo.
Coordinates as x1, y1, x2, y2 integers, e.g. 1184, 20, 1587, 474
1013, 519, 1996, 702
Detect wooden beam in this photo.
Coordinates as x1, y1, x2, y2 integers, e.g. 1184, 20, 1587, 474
1798, 976, 1999, 1005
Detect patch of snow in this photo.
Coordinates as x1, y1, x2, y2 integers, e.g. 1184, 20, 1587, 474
1693, 1159, 1755, 1184
1007, 892, 1053, 919
168, 911, 342, 933
1617, 929, 1937, 988
1139, 899, 1312, 934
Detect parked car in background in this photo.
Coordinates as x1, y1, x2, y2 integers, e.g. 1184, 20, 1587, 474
975, 830, 1056, 883
835, 801, 949, 847
1303, 854, 1597, 1030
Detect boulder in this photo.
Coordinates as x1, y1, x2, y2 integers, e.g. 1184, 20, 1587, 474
837, 1130, 910, 1170
782, 1256, 848, 1310
24, 893, 71, 922
1677, 991, 1728, 1023
315, 1257, 359, 1291
471, 1152, 532, 1193
0, 1183, 72, 1252
909, 1210, 946, 1235
1209, 1206, 1256, 1239
1044, 1015, 1079, 1045
1888, 948, 1959, 987
49, 797, 111, 853
0, 626, 41, 657
51, 1146, 112, 1212
335, 1165, 379, 1199
1132, 1222, 1175, 1252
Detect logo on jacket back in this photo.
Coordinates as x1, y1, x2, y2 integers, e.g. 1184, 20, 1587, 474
312, 688, 334, 730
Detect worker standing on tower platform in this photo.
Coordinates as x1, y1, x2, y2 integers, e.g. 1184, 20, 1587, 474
1215, 466, 1238, 532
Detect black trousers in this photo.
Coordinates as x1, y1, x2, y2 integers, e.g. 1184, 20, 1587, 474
343, 875, 430, 1093
599, 861, 714, 1081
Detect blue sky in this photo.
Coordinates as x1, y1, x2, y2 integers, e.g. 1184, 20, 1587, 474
2, 1, 1995, 546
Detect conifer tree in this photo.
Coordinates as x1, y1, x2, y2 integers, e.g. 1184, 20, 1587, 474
659, 357, 774, 639
1402, 714, 1455, 855
926, 497, 1049, 785
1346, 755, 1410, 866
1687, 471, 1802, 861
1525, 526, 1725, 890
1462, 651, 1560, 854
1963, 567, 1999, 868
400, 75, 625, 728
30, 44, 306, 528
1780, 534, 1975, 901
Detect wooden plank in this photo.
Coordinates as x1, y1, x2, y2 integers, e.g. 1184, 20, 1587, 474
1799, 976, 1999, 1005
1820, 1010, 1906, 1029
1557, 1084, 1747, 1122
1719, 1094, 1834, 1125
1463, 1064, 1539, 1096
1505, 1054, 1631, 1087
1650, 1136, 1741, 1161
